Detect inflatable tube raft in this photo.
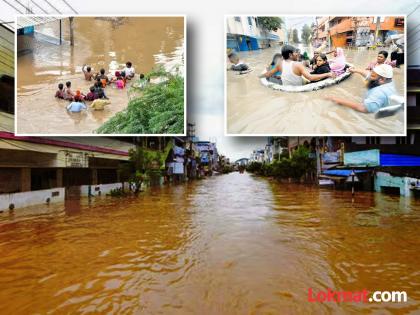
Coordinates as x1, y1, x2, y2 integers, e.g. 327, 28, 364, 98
260, 64, 353, 92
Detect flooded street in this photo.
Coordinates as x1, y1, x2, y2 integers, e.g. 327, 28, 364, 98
0, 172, 419, 314
16, 17, 184, 134
227, 47, 405, 135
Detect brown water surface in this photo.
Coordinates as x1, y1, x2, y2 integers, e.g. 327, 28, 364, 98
227, 46, 405, 135
16, 17, 184, 134
0, 173, 419, 314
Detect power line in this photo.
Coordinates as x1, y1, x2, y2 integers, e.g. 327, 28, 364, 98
60, 0, 78, 14
407, 4, 420, 17
41, 0, 63, 14
15, 0, 35, 13
30, 0, 49, 14
0, 0, 24, 14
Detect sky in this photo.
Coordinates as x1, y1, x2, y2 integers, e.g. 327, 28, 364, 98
2, 0, 420, 161
284, 16, 316, 38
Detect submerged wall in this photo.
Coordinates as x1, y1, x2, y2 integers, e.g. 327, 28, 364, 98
0, 187, 65, 211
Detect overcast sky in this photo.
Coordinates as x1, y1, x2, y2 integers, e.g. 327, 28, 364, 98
3, 0, 419, 161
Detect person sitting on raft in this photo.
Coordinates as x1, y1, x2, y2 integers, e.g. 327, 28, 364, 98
310, 51, 320, 70
267, 53, 282, 84
327, 47, 347, 76
325, 64, 396, 113
310, 54, 331, 81
260, 45, 335, 86
366, 50, 396, 70
82, 65, 94, 81
227, 52, 249, 71
55, 83, 64, 99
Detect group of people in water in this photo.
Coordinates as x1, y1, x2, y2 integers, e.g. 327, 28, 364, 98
54, 61, 146, 112
228, 42, 402, 114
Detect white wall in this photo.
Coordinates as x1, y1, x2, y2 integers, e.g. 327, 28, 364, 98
0, 188, 65, 211
79, 183, 126, 196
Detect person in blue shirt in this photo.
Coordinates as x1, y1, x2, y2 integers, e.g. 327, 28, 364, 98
325, 64, 396, 113
67, 101, 87, 113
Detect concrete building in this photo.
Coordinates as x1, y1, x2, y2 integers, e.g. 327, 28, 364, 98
0, 133, 136, 210
250, 149, 265, 163
235, 158, 249, 166
313, 16, 404, 48
226, 16, 281, 52
0, 24, 14, 132
407, 6, 420, 129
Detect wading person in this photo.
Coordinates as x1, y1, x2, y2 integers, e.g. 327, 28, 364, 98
123, 61, 135, 79
366, 51, 396, 70
66, 101, 87, 113
82, 65, 94, 81
260, 45, 334, 86
325, 64, 396, 113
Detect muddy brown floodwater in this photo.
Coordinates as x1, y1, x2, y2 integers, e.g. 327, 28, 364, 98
227, 46, 405, 135
16, 17, 184, 134
0, 173, 419, 314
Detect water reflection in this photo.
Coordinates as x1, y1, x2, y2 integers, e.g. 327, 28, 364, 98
0, 173, 418, 314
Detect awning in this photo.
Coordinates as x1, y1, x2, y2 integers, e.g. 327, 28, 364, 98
17, 16, 65, 29
322, 169, 369, 177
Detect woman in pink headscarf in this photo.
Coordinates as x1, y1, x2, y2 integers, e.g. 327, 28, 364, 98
328, 47, 346, 76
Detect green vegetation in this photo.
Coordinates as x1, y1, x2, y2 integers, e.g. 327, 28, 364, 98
246, 145, 316, 180
301, 24, 312, 45
292, 29, 299, 43
97, 67, 184, 134
257, 17, 284, 31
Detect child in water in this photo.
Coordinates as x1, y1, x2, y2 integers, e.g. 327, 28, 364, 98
95, 68, 109, 86
82, 65, 94, 81
123, 61, 135, 79
74, 90, 85, 102
63, 81, 75, 101
138, 73, 148, 89
115, 72, 126, 89
55, 83, 64, 99
85, 86, 97, 101
227, 52, 249, 72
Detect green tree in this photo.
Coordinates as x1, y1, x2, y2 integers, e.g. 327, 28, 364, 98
98, 67, 184, 134
301, 24, 312, 45
292, 29, 299, 43
257, 17, 284, 31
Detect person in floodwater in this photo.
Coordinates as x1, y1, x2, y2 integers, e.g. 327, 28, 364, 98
261, 45, 334, 86
74, 90, 85, 102
55, 83, 64, 99
227, 52, 249, 72
310, 51, 320, 70
366, 50, 396, 70
95, 68, 109, 86
123, 61, 135, 79
267, 53, 282, 84
325, 64, 396, 113
63, 81, 75, 101
94, 80, 108, 99
328, 47, 347, 76
66, 101, 87, 113
310, 54, 331, 81
85, 86, 97, 101
82, 65, 94, 81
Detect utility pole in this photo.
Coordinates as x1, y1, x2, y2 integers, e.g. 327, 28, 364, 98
374, 16, 381, 45
69, 17, 74, 46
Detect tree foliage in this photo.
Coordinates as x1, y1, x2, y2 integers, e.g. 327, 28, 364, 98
97, 67, 184, 134
292, 29, 299, 43
301, 24, 312, 44
257, 17, 284, 31
246, 145, 316, 180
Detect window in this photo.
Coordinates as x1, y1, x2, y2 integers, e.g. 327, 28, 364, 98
394, 18, 404, 27
234, 16, 240, 22
248, 17, 252, 26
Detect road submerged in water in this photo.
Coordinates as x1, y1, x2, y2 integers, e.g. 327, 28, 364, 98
0, 172, 419, 314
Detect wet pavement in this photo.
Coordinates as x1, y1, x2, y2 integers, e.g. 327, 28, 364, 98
0, 172, 419, 314
227, 46, 405, 135
16, 17, 184, 134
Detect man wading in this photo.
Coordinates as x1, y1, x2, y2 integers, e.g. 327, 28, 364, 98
325, 64, 396, 113
260, 45, 335, 85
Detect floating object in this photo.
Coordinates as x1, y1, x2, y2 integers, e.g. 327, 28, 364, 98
259, 64, 353, 92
